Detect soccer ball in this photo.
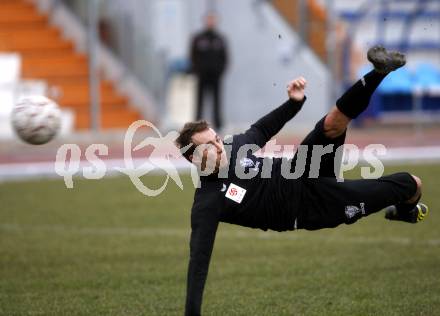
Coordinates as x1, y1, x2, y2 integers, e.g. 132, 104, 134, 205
11, 95, 62, 145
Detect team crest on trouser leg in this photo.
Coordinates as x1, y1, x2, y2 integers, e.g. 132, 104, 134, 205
345, 203, 365, 223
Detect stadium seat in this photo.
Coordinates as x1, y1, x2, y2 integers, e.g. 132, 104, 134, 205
414, 63, 440, 88
0, 54, 75, 139
271, 0, 329, 61
377, 68, 414, 112
378, 67, 414, 94
0, 0, 142, 130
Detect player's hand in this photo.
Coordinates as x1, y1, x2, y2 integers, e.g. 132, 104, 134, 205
287, 77, 307, 101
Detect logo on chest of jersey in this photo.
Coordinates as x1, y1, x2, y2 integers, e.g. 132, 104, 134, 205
225, 183, 247, 204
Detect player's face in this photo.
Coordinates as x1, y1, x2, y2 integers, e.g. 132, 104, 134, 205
191, 128, 227, 174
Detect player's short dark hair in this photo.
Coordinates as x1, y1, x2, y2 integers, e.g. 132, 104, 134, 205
175, 120, 210, 161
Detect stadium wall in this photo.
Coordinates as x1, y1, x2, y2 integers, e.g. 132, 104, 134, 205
186, 0, 331, 133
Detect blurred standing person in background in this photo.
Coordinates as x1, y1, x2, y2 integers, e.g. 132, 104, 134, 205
190, 13, 229, 130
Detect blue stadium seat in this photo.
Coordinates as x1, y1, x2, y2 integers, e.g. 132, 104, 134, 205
414, 63, 440, 88
357, 65, 413, 113
377, 67, 414, 94
379, 68, 417, 112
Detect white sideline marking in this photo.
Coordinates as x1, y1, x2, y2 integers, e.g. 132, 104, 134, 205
0, 158, 192, 182
1, 146, 440, 182
1, 223, 439, 246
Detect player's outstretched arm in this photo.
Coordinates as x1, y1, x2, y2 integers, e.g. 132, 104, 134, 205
238, 77, 307, 149
185, 192, 220, 316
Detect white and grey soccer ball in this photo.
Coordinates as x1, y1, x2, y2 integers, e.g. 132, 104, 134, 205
11, 95, 61, 145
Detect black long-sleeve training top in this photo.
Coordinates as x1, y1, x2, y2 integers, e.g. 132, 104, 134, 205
185, 97, 306, 316
190, 29, 228, 78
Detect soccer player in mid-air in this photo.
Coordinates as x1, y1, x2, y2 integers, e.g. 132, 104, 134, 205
175, 46, 429, 316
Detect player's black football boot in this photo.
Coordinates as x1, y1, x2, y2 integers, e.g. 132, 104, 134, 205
367, 45, 406, 74
385, 203, 429, 223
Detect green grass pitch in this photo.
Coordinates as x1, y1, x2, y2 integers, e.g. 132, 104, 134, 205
1, 164, 440, 315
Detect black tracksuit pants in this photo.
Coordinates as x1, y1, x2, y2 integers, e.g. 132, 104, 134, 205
291, 116, 418, 230
196, 76, 222, 129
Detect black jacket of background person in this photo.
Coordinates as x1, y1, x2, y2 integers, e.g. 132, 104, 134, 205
190, 29, 228, 79
185, 97, 306, 315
